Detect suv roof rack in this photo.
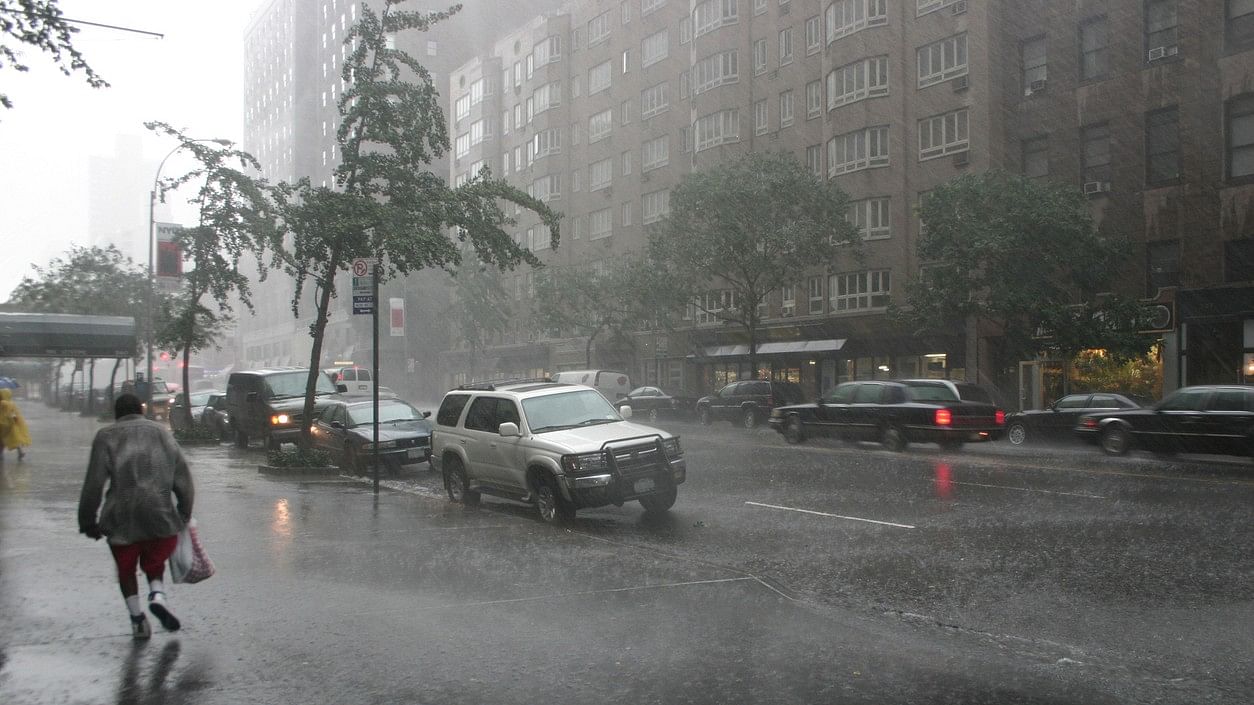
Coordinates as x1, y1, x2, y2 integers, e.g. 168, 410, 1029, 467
456, 377, 553, 391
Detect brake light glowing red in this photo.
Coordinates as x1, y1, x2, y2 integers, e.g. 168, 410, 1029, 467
1082, 417, 1099, 429
935, 409, 953, 426
995, 410, 1005, 425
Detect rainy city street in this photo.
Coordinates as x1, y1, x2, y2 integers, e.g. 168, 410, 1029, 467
2, 403, 1251, 705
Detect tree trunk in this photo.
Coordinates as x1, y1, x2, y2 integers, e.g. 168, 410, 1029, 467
108, 358, 122, 408
585, 325, 603, 369
85, 359, 96, 415
746, 308, 759, 380
300, 272, 338, 449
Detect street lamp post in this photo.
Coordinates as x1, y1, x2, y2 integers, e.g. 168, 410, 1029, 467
145, 138, 228, 418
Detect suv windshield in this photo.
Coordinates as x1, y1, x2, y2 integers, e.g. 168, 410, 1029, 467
347, 401, 425, 426
523, 390, 622, 433
266, 371, 337, 398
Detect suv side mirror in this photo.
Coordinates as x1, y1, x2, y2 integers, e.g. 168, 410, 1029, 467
330, 421, 344, 429
337, 383, 348, 393
498, 422, 520, 437
619, 405, 634, 419
422, 411, 432, 418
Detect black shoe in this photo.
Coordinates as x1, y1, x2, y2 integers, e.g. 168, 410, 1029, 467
148, 592, 180, 631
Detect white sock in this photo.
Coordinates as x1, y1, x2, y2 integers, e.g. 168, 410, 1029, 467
125, 595, 142, 617
148, 579, 165, 597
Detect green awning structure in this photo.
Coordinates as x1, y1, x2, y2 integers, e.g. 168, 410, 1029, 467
0, 313, 136, 359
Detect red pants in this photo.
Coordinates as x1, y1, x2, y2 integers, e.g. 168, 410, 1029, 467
109, 535, 178, 596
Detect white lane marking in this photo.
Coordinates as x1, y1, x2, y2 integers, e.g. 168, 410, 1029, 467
948, 480, 1106, 499
405, 577, 758, 612
744, 501, 915, 529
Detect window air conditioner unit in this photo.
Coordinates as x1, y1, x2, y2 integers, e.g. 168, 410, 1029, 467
1147, 45, 1178, 61
953, 151, 970, 167
951, 0, 967, 15
769, 70, 779, 80
952, 75, 969, 92
1082, 180, 1111, 195
781, 306, 795, 317
1029, 78, 1047, 93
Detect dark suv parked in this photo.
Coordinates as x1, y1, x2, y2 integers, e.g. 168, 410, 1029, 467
225, 368, 339, 449
696, 380, 806, 429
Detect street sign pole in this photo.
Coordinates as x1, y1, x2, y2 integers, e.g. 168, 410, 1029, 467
372, 256, 381, 496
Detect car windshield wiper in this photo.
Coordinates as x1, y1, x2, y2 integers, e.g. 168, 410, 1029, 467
575, 418, 616, 427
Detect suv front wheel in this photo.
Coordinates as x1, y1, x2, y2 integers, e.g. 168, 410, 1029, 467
639, 484, 677, 514
741, 408, 760, 429
444, 456, 480, 505
535, 474, 575, 524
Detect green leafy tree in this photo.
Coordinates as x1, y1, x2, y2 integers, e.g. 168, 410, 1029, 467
895, 171, 1151, 387
0, 0, 107, 111
266, 1, 559, 446
7, 245, 149, 410
647, 151, 861, 378
145, 121, 272, 404
532, 261, 653, 368
449, 246, 512, 382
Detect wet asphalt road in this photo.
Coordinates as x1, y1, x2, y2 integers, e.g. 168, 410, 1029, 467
1, 404, 1251, 704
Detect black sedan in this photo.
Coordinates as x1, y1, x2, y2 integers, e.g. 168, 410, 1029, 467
1005, 392, 1140, 445
1076, 385, 1254, 457
312, 398, 434, 474
620, 386, 694, 422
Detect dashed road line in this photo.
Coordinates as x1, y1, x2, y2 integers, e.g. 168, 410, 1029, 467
948, 480, 1106, 499
745, 501, 916, 529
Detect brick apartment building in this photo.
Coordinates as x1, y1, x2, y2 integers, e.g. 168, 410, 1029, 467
442, 0, 1254, 408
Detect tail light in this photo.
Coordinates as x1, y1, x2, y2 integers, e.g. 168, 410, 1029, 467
1081, 417, 1099, 429
995, 410, 1005, 425
934, 408, 953, 426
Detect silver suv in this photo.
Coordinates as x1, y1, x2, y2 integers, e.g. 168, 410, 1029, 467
431, 380, 687, 523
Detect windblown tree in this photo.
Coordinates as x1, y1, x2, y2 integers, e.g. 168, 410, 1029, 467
0, 0, 107, 111
647, 151, 861, 378
532, 261, 653, 368
7, 245, 149, 410
449, 245, 512, 382
145, 121, 272, 408
267, 0, 559, 446
894, 170, 1152, 388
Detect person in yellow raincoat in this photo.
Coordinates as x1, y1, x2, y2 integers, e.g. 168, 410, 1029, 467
0, 388, 31, 460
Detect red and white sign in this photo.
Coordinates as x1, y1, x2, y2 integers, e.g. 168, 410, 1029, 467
389, 298, 405, 337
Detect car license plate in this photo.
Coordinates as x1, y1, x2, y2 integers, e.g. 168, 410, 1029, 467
407, 448, 422, 460
633, 477, 655, 494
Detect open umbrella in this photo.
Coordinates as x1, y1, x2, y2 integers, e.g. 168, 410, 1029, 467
0, 377, 20, 389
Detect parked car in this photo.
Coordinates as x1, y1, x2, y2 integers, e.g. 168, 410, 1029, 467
312, 397, 433, 474
200, 393, 232, 440
324, 365, 374, 395
695, 380, 806, 429
620, 386, 696, 422
549, 370, 632, 402
170, 389, 223, 432
119, 378, 175, 421
431, 379, 686, 523
225, 368, 340, 449
768, 379, 1006, 451
1005, 392, 1140, 445
1076, 385, 1254, 457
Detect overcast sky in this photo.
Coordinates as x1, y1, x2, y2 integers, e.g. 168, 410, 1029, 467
0, 0, 260, 298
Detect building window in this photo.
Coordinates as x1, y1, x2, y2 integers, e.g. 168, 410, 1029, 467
590, 157, 613, 191
589, 61, 612, 94
1225, 239, 1254, 282
622, 201, 633, 226
754, 38, 768, 75
622, 150, 633, 175
1227, 94, 1254, 180
681, 16, 692, 44
455, 132, 470, 158
826, 0, 888, 44
827, 56, 889, 109
1022, 136, 1049, 179
623, 49, 632, 74
779, 28, 793, 65
643, 135, 670, 171
1145, 107, 1180, 185
779, 90, 795, 127
1022, 36, 1047, 94
621, 99, 633, 125
917, 33, 967, 87
806, 80, 822, 119
455, 94, 470, 121
588, 10, 612, 46
532, 128, 561, 160
831, 270, 891, 311
807, 276, 824, 314
643, 189, 670, 224
694, 109, 740, 151
694, 0, 739, 39
1230, 0, 1254, 49
1145, 0, 1178, 57
848, 198, 891, 240
917, 0, 964, 15
589, 109, 613, 142
828, 125, 890, 175
694, 50, 739, 94
806, 144, 823, 175
642, 0, 667, 17
641, 82, 669, 119
590, 207, 613, 239
781, 285, 796, 315
807, 15, 827, 54
753, 100, 768, 135
1081, 122, 1112, 184
1146, 240, 1180, 294
754, 0, 768, 15
1080, 17, 1108, 81
642, 28, 669, 68
623, 1, 632, 24
918, 108, 969, 160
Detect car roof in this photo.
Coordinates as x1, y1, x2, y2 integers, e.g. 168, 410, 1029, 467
448, 382, 594, 399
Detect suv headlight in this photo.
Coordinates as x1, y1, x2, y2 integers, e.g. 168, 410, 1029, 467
562, 451, 610, 474
270, 414, 291, 426
662, 438, 682, 459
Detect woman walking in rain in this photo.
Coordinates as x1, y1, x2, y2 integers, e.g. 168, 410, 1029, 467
0, 388, 31, 461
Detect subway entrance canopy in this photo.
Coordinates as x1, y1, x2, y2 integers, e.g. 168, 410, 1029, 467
0, 313, 136, 359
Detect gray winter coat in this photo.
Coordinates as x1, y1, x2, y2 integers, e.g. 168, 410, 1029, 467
78, 414, 194, 545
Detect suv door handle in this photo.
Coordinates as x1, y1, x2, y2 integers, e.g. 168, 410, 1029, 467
459, 439, 467, 445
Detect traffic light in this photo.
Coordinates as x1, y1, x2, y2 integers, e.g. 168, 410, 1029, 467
160, 351, 170, 362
